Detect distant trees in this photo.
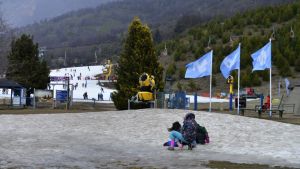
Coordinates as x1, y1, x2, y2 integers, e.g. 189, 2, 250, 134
6, 34, 50, 90
0, 13, 11, 74
153, 29, 162, 44
19, 0, 291, 68
111, 17, 164, 110
174, 15, 203, 34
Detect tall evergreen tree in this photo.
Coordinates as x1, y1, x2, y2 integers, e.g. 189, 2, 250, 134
111, 17, 164, 110
6, 34, 50, 91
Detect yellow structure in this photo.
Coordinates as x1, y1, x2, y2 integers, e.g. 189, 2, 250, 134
102, 60, 113, 80
135, 73, 155, 102
227, 75, 234, 94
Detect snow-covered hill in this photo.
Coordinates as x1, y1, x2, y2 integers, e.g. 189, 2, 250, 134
50, 65, 115, 101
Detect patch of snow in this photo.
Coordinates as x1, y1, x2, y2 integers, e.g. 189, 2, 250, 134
0, 109, 299, 168
50, 66, 115, 102
49, 65, 259, 104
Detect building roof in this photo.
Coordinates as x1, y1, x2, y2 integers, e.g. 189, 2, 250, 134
0, 79, 24, 88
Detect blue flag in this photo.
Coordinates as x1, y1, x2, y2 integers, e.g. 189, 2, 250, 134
185, 51, 213, 78
251, 41, 271, 71
220, 45, 240, 78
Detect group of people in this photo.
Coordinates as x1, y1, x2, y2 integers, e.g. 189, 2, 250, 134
165, 113, 209, 150
82, 81, 88, 88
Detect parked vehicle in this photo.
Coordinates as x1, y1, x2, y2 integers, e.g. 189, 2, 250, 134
240, 87, 260, 98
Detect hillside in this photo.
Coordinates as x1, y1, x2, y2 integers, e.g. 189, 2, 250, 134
0, 0, 116, 27
158, 1, 300, 93
18, 0, 295, 68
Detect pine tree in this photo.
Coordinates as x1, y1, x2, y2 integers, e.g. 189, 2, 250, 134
111, 17, 164, 110
6, 34, 50, 91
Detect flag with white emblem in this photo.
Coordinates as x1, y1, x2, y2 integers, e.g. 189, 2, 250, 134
220, 44, 240, 78
185, 51, 213, 78
251, 41, 271, 71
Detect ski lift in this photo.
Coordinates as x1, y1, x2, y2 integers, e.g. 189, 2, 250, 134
94, 51, 98, 64
290, 27, 295, 39
206, 37, 211, 50
270, 27, 276, 41
162, 43, 168, 56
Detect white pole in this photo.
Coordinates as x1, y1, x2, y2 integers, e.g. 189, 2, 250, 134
269, 67, 272, 117
209, 50, 213, 112
237, 44, 241, 115
269, 39, 272, 117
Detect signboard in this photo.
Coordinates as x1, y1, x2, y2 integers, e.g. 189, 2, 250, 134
50, 76, 69, 82
35, 90, 53, 102
56, 90, 68, 101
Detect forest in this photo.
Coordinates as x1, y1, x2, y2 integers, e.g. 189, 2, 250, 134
159, 1, 300, 89
18, 0, 295, 68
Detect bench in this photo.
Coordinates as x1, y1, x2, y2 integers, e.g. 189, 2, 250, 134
239, 95, 291, 118
256, 105, 285, 118
239, 106, 284, 118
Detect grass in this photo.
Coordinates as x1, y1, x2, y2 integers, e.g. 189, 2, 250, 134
0, 102, 116, 115
206, 161, 296, 169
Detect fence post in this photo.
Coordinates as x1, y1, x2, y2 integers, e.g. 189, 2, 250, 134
128, 99, 130, 110
93, 98, 96, 107
194, 93, 197, 110
260, 94, 264, 110
33, 88, 36, 109
164, 99, 167, 109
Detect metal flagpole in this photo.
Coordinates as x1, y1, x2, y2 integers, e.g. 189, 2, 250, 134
269, 39, 272, 117
209, 50, 213, 112
237, 43, 241, 115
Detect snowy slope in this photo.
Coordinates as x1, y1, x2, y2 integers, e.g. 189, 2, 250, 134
0, 109, 299, 168
49, 65, 259, 104
50, 65, 115, 101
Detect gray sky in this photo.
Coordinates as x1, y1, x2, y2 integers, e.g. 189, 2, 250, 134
0, 0, 116, 27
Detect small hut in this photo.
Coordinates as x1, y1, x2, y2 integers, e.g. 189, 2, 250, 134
0, 79, 26, 107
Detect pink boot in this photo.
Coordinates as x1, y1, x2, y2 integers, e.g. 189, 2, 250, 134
168, 140, 175, 150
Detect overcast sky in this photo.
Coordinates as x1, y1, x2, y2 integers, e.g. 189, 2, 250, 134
0, 0, 116, 27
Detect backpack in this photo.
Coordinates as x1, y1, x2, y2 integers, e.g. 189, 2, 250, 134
182, 119, 197, 143
196, 124, 209, 144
